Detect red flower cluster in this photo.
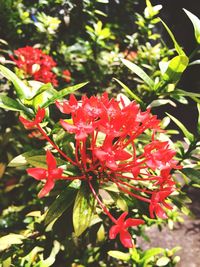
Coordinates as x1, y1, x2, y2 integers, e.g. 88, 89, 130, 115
10, 46, 58, 86
19, 93, 181, 248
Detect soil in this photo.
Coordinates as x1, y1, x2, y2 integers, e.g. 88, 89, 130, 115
138, 188, 200, 267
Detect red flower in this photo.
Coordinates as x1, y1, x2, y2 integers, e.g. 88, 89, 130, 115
27, 150, 63, 198
10, 46, 58, 86
62, 69, 71, 83
56, 94, 79, 114
109, 212, 144, 248
94, 138, 132, 170
22, 93, 181, 247
19, 107, 45, 129
149, 189, 173, 219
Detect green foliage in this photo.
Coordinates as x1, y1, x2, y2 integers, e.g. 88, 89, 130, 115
0, 0, 200, 266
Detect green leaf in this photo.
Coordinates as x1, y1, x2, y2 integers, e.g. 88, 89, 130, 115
0, 65, 31, 99
41, 82, 88, 108
45, 187, 77, 226
184, 9, 200, 44
189, 59, 200, 66
176, 89, 200, 98
0, 95, 28, 112
140, 248, 164, 264
180, 168, 200, 185
108, 250, 130, 261
156, 256, 170, 266
121, 59, 155, 90
28, 82, 56, 100
148, 99, 176, 108
73, 184, 96, 236
162, 55, 189, 83
8, 150, 46, 167
0, 234, 25, 252
160, 19, 186, 56
113, 78, 143, 105
166, 113, 194, 142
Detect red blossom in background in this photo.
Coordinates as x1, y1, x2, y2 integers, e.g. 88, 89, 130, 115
10, 46, 58, 86
62, 69, 71, 83
20, 93, 181, 248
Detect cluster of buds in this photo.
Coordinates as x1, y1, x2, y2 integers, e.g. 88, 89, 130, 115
19, 93, 181, 248
10, 46, 71, 86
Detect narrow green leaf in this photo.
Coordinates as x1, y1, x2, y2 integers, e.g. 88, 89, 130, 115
121, 59, 155, 90
28, 82, 56, 100
148, 99, 176, 108
41, 82, 88, 108
73, 185, 96, 236
176, 89, 200, 98
181, 168, 200, 184
184, 9, 200, 44
0, 95, 27, 112
162, 55, 189, 83
108, 250, 130, 261
113, 78, 143, 104
160, 19, 186, 56
189, 59, 200, 66
0, 65, 31, 99
166, 113, 194, 142
45, 187, 77, 226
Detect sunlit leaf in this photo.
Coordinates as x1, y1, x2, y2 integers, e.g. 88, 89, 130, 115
160, 19, 186, 56
0, 65, 31, 99
184, 9, 200, 44
45, 187, 77, 226
140, 248, 164, 264
162, 55, 189, 83
73, 184, 96, 236
0, 95, 30, 113
108, 250, 130, 261
41, 82, 88, 108
156, 256, 170, 266
166, 113, 194, 142
0, 234, 25, 252
121, 59, 155, 90
114, 78, 143, 105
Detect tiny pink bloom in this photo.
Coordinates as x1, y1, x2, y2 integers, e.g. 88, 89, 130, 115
109, 212, 144, 248
27, 150, 63, 198
19, 107, 45, 129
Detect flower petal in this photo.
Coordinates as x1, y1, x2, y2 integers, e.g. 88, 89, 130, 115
46, 150, 57, 170
119, 229, 133, 248
117, 211, 128, 225
109, 225, 120, 239
27, 168, 46, 180
38, 179, 55, 198
60, 119, 77, 133
154, 204, 168, 219
124, 218, 145, 228
35, 107, 45, 124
